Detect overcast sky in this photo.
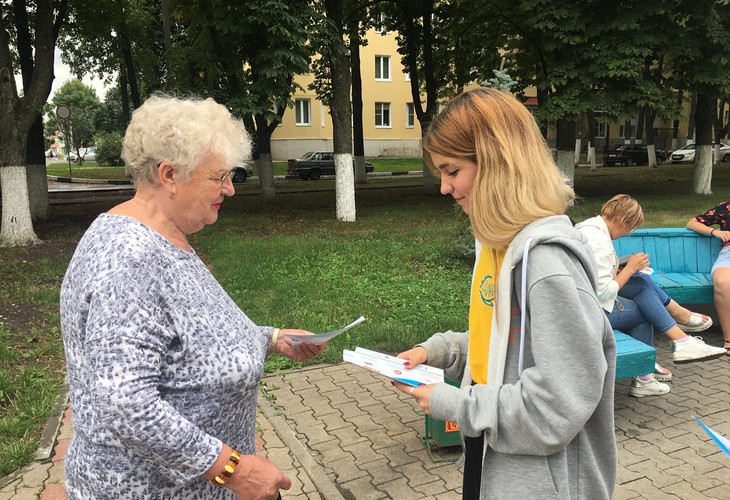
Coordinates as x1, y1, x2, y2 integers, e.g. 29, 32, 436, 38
15, 51, 112, 102
51, 51, 111, 100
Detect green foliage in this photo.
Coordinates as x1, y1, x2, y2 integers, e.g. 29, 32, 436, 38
95, 87, 128, 134
45, 79, 102, 158
94, 131, 124, 166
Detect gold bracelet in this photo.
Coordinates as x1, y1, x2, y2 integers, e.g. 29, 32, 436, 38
209, 449, 241, 486
268, 328, 280, 354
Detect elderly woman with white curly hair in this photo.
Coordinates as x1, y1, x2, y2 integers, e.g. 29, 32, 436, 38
60, 94, 323, 500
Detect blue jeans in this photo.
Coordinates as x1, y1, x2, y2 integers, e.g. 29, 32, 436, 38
606, 295, 655, 346
606, 274, 677, 346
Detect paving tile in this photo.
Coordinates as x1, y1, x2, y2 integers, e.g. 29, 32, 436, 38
39, 483, 67, 500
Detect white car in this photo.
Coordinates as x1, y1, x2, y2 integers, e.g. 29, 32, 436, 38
670, 143, 730, 163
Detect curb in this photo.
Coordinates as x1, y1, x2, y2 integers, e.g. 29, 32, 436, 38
0, 378, 69, 489
47, 175, 133, 185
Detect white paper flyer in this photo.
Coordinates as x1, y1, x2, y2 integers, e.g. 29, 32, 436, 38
283, 316, 366, 347
342, 346, 444, 387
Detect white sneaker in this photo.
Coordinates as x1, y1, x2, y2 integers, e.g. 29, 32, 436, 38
630, 375, 671, 398
672, 336, 727, 364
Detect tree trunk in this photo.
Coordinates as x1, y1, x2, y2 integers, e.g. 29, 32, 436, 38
687, 92, 697, 141
254, 113, 276, 200
645, 107, 659, 168
692, 93, 714, 195
349, 25, 366, 184
587, 110, 597, 171
0, 166, 41, 246
161, 0, 174, 90
26, 115, 49, 219
325, 0, 355, 222
555, 119, 576, 182
255, 153, 275, 200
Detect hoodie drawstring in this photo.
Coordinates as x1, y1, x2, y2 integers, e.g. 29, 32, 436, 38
517, 238, 533, 377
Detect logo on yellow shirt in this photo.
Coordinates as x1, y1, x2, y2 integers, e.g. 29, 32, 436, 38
479, 274, 496, 307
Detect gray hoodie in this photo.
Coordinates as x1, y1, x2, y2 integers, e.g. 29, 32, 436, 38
421, 215, 617, 499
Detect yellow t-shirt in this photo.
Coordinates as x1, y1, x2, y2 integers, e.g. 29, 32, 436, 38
469, 247, 506, 384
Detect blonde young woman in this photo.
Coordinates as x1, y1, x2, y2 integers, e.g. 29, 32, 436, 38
391, 88, 617, 499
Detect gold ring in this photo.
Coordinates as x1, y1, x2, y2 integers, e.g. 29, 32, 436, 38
409, 387, 415, 396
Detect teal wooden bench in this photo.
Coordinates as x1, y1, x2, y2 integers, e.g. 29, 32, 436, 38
612, 228, 720, 304
609, 227, 721, 379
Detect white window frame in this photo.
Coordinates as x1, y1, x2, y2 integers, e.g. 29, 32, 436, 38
406, 103, 415, 128
374, 13, 388, 33
295, 98, 311, 126
375, 55, 391, 81
375, 102, 391, 128
594, 121, 606, 139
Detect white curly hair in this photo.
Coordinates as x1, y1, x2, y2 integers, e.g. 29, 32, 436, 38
122, 94, 251, 186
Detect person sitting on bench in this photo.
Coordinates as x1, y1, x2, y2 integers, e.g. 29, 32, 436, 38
687, 201, 730, 357
577, 194, 725, 397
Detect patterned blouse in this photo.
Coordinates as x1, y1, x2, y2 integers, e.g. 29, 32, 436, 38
60, 214, 271, 499
695, 201, 730, 248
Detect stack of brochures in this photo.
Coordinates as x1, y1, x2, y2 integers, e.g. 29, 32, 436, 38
343, 347, 444, 387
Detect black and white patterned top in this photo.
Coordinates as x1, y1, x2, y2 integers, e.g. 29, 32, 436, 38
60, 214, 271, 499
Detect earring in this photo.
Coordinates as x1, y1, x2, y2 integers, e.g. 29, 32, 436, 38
169, 192, 175, 200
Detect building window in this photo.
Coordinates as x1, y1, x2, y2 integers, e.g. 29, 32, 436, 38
375, 102, 391, 128
374, 13, 388, 33
375, 55, 390, 81
594, 121, 606, 139
406, 103, 415, 128
295, 98, 311, 126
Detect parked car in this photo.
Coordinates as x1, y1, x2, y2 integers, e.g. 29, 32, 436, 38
602, 144, 667, 167
286, 151, 374, 180
231, 162, 254, 183
670, 143, 730, 164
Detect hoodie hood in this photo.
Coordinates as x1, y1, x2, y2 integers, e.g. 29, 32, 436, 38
485, 214, 601, 387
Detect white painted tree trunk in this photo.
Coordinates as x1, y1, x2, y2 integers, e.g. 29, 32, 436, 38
647, 144, 658, 168
0, 166, 42, 246
693, 145, 713, 195
335, 153, 356, 222
256, 154, 276, 200
555, 150, 575, 183
671, 137, 678, 151
588, 144, 596, 171
574, 138, 582, 165
713, 143, 721, 165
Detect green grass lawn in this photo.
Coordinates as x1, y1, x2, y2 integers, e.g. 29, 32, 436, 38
3, 158, 730, 478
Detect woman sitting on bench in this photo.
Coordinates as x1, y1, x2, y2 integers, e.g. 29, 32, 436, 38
687, 202, 730, 357
577, 195, 726, 397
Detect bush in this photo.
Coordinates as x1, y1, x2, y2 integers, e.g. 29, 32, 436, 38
93, 131, 124, 166
453, 203, 475, 259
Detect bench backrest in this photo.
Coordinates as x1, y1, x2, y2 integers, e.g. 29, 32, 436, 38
613, 228, 720, 274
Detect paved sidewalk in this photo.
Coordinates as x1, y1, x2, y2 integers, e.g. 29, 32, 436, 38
1, 333, 728, 499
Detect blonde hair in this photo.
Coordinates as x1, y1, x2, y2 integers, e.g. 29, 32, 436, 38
423, 87, 574, 248
600, 194, 644, 231
122, 94, 251, 186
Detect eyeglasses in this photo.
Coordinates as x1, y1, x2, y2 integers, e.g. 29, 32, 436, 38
195, 167, 235, 185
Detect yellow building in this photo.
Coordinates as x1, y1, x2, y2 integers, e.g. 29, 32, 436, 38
271, 28, 702, 162
271, 28, 423, 161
